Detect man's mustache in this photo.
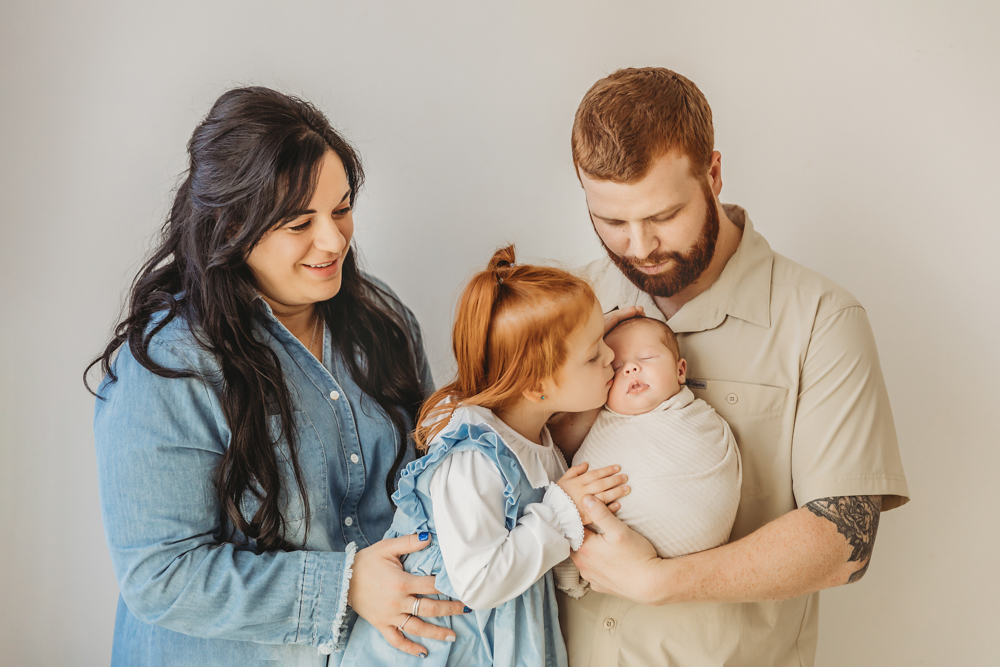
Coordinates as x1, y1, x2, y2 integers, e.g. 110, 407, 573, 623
620, 251, 682, 268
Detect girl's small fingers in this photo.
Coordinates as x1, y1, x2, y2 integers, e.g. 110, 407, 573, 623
596, 486, 631, 504
582, 464, 621, 482
590, 474, 628, 493
607, 501, 622, 514
568, 462, 589, 477
403, 615, 458, 643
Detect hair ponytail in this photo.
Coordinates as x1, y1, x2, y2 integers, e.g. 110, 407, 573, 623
414, 245, 596, 451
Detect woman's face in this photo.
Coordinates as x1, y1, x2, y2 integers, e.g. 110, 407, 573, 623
247, 151, 354, 315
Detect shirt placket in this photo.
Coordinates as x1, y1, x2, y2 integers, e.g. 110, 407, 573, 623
318, 328, 370, 548
328, 380, 369, 547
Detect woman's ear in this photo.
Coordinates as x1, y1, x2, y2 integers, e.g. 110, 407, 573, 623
677, 358, 687, 384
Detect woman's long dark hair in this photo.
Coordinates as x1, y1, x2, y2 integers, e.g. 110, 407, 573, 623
86, 87, 423, 552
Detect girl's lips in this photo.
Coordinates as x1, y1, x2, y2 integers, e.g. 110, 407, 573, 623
302, 258, 339, 278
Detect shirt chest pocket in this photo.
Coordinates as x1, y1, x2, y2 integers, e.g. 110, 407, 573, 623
241, 411, 331, 525
686, 379, 790, 538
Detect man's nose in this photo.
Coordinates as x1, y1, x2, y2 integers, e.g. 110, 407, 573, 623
628, 223, 657, 261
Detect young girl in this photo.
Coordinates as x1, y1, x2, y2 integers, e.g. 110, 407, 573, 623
341, 246, 631, 666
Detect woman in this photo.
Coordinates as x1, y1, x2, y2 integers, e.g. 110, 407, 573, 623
88, 87, 466, 665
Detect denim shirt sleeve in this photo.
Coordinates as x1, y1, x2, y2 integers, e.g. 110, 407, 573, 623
94, 338, 353, 652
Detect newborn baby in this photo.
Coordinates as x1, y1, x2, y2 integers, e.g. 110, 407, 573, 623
556, 317, 741, 598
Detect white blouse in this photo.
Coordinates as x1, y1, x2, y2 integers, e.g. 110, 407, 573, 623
428, 409, 584, 610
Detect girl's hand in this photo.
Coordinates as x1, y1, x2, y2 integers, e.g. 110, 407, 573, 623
604, 305, 645, 335
348, 533, 468, 658
557, 462, 630, 525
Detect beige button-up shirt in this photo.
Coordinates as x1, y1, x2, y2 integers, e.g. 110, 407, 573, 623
560, 204, 909, 667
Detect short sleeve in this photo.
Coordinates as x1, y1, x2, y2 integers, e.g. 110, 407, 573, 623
791, 305, 909, 510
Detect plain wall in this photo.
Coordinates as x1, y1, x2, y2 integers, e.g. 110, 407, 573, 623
2, 1, 998, 665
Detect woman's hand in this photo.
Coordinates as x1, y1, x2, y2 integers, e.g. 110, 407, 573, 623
571, 495, 665, 605
348, 532, 468, 658
557, 462, 630, 525
604, 305, 645, 335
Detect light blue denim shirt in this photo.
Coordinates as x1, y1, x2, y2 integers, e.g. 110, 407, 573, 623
94, 282, 432, 666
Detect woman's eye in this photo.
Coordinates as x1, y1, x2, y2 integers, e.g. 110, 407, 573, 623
288, 220, 311, 232
334, 206, 352, 217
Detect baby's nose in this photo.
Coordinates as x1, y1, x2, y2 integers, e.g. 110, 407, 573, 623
624, 362, 639, 374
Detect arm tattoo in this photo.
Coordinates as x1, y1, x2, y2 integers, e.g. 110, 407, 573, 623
805, 495, 881, 584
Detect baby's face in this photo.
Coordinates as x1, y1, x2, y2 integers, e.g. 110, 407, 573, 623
604, 321, 686, 415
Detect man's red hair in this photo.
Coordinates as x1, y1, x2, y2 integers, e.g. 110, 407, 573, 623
572, 67, 714, 183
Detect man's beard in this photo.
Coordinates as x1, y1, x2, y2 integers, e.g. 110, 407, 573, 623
600, 182, 720, 298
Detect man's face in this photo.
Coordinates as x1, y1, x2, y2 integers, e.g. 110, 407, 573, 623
580, 152, 719, 298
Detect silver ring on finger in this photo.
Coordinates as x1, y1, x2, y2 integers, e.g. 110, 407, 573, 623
397, 614, 413, 633
412, 597, 422, 617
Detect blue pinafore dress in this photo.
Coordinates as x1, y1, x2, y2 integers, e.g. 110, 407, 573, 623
340, 405, 568, 666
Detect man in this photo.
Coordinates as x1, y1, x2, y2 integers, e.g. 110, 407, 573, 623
559, 68, 909, 666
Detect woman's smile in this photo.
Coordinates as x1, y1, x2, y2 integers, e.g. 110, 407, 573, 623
302, 257, 340, 278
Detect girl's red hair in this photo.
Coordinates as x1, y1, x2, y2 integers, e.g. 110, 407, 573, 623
415, 245, 597, 451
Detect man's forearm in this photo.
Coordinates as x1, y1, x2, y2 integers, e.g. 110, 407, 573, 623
648, 495, 882, 605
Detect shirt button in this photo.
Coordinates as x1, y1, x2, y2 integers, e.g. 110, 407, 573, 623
329, 390, 340, 401
603, 618, 616, 630
344, 516, 353, 527
727, 393, 738, 404
350, 454, 359, 464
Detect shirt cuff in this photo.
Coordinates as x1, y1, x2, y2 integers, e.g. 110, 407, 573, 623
553, 557, 589, 598
316, 542, 357, 655
543, 483, 585, 551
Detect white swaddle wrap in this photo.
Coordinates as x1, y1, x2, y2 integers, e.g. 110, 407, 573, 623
556, 386, 741, 598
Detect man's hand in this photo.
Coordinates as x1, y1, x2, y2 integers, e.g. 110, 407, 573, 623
604, 305, 644, 335
571, 495, 663, 604
571, 494, 884, 607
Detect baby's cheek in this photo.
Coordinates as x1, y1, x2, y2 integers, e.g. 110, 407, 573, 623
605, 382, 626, 412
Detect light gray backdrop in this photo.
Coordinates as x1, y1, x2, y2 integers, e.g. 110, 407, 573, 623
2, 1, 998, 665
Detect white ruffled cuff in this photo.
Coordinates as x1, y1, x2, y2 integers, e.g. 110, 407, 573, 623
318, 541, 357, 655
543, 483, 585, 551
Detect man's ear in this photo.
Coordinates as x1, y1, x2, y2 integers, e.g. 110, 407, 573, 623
708, 151, 723, 198
677, 358, 688, 384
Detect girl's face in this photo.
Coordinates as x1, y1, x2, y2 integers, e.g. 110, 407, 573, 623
246, 151, 354, 316
544, 301, 616, 412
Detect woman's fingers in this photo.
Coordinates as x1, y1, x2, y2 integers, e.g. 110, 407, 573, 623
400, 615, 458, 643
381, 531, 434, 558
607, 501, 622, 514
378, 625, 429, 659
401, 575, 472, 618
